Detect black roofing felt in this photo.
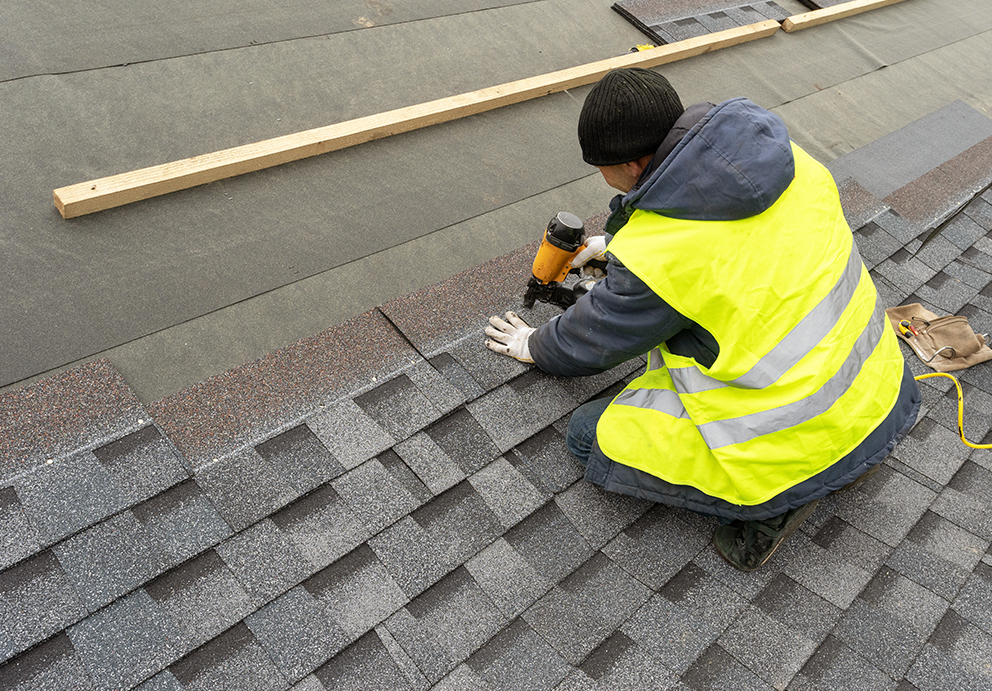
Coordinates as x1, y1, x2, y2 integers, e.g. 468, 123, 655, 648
4, 112, 992, 689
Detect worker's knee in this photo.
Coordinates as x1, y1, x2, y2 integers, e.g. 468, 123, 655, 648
565, 396, 612, 466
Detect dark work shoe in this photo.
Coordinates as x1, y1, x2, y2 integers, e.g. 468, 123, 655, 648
712, 500, 820, 571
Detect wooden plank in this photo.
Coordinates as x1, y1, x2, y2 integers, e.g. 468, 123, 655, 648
54, 20, 780, 219
782, 0, 909, 32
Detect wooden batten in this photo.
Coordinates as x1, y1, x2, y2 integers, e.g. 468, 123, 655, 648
53, 20, 780, 219
782, 0, 908, 32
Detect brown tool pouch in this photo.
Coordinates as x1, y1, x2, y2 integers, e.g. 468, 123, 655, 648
885, 304, 992, 372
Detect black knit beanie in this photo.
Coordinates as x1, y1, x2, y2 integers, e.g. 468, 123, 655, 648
578, 68, 684, 166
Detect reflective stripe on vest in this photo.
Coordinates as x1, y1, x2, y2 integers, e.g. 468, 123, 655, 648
668, 242, 865, 394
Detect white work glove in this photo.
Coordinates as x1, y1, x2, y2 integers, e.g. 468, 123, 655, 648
485, 312, 535, 363
569, 234, 608, 279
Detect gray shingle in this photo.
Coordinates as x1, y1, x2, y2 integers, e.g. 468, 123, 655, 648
790, 635, 898, 691
914, 233, 968, 273
680, 643, 775, 691
385, 567, 507, 684
428, 353, 485, 403
468, 372, 584, 453
313, 630, 418, 691
915, 271, 980, 315
445, 335, 531, 393
53, 510, 170, 613
951, 563, 992, 634
875, 210, 925, 245
378, 449, 432, 503
270, 484, 369, 571
246, 586, 349, 682
0, 486, 41, 571
873, 249, 939, 296
332, 457, 420, 534
255, 424, 345, 495
931, 461, 992, 541
131, 480, 233, 567
906, 642, 992, 691
169, 623, 288, 691
776, 529, 883, 610
308, 399, 395, 470
410, 481, 502, 566
144, 549, 254, 653
432, 664, 492, 691
807, 515, 891, 573
134, 670, 184, 690
467, 618, 571, 691
943, 257, 992, 289
886, 511, 987, 600
622, 588, 740, 675
580, 632, 677, 690
926, 608, 992, 679
830, 465, 936, 547
0, 550, 85, 662
465, 538, 552, 620
0, 633, 95, 690
353, 373, 446, 443
655, 17, 708, 42
12, 451, 125, 546
718, 605, 818, 690
92, 425, 187, 502
393, 433, 466, 497
554, 481, 651, 551
833, 567, 949, 678
508, 427, 584, 495
68, 589, 181, 690
375, 625, 430, 691
602, 506, 710, 591
503, 501, 594, 585
195, 448, 299, 532
940, 213, 988, 250
304, 544, 407, 640
854, 222, 904, 269
423, 407, 500, 476
367, 516, 453, 599
468, 457, 546, 529
695, 10, 737, 33
522, 552, 651, 665
405, 360, 468, 418
215, 519, 311, 605
965, 197, 992, 231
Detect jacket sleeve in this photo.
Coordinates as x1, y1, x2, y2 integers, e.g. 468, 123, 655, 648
528, 256, 697, 377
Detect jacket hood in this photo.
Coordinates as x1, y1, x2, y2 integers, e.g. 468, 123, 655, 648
625, 98, 795, 221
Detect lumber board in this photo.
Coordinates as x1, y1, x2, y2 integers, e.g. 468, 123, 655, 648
53, 20, 780, 219
782, 0, 909, 32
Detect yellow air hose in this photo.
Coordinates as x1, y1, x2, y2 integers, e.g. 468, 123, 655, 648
913, 372, 992, 449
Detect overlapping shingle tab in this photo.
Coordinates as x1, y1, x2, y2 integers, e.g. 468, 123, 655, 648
3, 112, 992, 689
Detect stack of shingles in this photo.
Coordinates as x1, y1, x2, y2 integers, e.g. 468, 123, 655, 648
4, 112, 992, 689
611, 0, 792, 45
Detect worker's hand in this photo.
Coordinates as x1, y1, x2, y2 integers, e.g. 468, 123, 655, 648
570, 235, 608, 279
485, 312, 535, 363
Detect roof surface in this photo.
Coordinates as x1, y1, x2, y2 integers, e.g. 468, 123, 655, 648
3, 95, 992, 688
5, 0, 992, 688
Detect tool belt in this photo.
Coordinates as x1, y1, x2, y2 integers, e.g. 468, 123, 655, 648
885, 303, 992, 372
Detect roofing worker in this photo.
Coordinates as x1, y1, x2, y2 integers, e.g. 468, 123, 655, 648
484, 68, 921, 571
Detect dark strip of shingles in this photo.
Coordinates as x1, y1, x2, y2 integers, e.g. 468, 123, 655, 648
148, 309, 416, 469
0, 359, 147, 484
92, 425, 189, 506
0, 550, 86, 662
255, 424, 345, 495
378, 242, 537, 358
0, 632, 92, 689
0, 485, 41, 571
885, 135, 992, 228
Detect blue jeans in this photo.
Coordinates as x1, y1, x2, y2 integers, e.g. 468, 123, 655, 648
566, 396, 612, 467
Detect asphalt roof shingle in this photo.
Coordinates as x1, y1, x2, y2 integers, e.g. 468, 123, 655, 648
3, 106, 992, 690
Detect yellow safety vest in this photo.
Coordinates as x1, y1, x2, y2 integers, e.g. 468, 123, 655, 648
598, 143, 905, 506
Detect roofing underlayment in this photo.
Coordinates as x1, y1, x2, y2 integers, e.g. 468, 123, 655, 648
4, 95, 992, 688
4, 0, 992, 688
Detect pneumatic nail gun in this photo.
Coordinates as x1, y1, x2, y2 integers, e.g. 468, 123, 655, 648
522, 212, 606, 310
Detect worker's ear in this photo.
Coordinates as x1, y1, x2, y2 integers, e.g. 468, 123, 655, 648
626, 152, 654, 179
